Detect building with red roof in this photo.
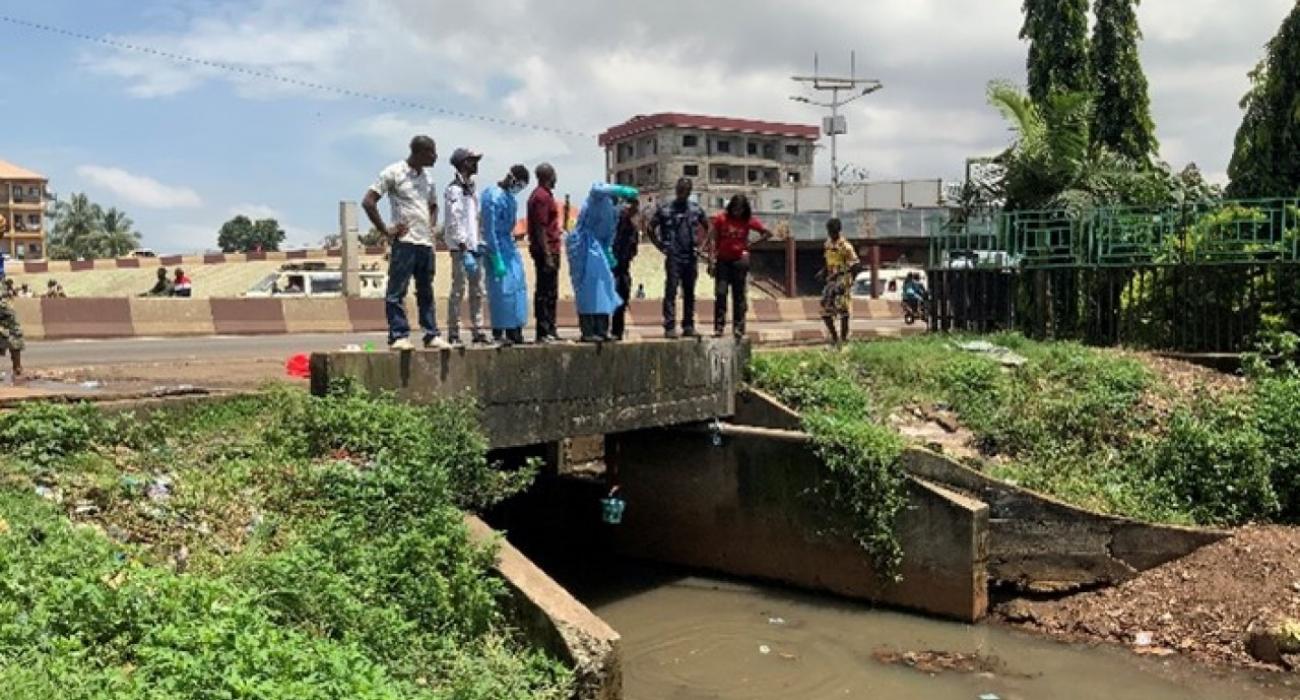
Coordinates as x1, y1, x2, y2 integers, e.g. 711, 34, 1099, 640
598, 113, 819, 209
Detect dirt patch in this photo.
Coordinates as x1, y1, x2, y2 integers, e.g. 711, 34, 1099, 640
888, 403, 983, 462
31, 359, 303, 391
996, 526, 1300, 673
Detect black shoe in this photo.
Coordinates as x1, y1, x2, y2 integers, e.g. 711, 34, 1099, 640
664, 329, 679, 339
447, 333, 462, 346
712, 327, 725, 338
682, 328, 699, 338
472, 332, 491, 345
579, 335, 600, 343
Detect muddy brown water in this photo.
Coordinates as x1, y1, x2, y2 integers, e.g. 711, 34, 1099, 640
577, 570, 1291, 700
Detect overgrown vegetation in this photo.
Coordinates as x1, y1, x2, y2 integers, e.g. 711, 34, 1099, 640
751, 335, 1300, 530
0, 385, 571, 699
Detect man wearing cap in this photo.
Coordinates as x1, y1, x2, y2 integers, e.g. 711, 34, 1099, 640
444, 148, 488, 345
363, 135, 445, 351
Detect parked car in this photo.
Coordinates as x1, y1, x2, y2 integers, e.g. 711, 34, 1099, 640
245, 263, 385, 298
132, 248, 158, 258
852, 266, 926, 301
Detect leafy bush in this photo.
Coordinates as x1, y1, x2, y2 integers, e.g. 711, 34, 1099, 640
0, 390, 570, 699
0, 402, 112, 466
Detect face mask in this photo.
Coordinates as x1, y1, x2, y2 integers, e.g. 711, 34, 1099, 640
509, 183, 526, 196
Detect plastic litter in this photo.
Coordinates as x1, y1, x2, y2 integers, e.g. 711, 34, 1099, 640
146, 476, 173, 502
79, 381, 103, 389
1134, 631, 1154, 647
285, 353, 311, 379
768, 617, 787, 626
601, 487, 626, 525
342, 344, 362, 353
978, 694, 1001, 700
955, 340, 1027, 368
758, 645, 772, 655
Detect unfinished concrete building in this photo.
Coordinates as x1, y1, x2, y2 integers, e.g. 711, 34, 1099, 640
598, 113, 819, 210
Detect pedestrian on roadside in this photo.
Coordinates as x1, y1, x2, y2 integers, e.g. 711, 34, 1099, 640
362, 134, 446, 351
705, 194, 772, 339
2, 279, 16, 299
635, 283, 646, 300
172, 268, 193, 298
444, 148, 488, 346
818, 217, 860, 345
18, 284, 32, 298
0, 295, 23, 378
528, 163, 562, 343
647, 178, 708, 338
141, 267, 173, 297
481, 164, 531, 347
45, 279, 67, 298
611, 198, 640, 341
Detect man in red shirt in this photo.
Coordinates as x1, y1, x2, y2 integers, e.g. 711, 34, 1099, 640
706, 194, 772, 338
527, 163, 562, 342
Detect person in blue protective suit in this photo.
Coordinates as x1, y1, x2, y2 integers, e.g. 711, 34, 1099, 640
481, 164, 532, 346
566, 183, 639, 342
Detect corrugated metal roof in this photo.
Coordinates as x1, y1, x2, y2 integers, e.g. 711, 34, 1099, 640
598, 113, 820, 146
0, 159, 45, 181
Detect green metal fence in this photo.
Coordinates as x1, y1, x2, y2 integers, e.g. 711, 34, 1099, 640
926, 199, 1300, 351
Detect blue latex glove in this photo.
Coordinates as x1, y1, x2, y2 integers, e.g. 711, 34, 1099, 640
604, 245, 617, 270
461, 250, 479, 276
609, 185, 639, 201
490, 252, 506, 279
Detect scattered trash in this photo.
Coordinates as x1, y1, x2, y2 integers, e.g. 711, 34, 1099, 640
79, 380, 103, 389
285, 353, 311, 379
146, 476, 174, 503
34, 485, 61, 503
955, 340, 1028, 368
0, 518, 9, 535
73, 502, 100, 516
768, 617, 787, 626
758, 645, 772, 655
363, 342, 376, 353
873, 648, 1036, 680
778, 651, 799, 661
342, 344, 362, 353
1134, 631, 1154, 647
978, 694, 1002, 700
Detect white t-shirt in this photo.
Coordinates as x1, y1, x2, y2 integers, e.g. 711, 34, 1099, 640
370, 161, 436, 247
444, 174, 482, 251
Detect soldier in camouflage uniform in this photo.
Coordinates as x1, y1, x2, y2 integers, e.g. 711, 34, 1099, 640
0, 296, 23, 377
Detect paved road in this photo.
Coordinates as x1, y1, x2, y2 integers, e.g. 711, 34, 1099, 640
25, 320, 911, 369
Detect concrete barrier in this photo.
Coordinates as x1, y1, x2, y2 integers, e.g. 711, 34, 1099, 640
901, 449, 1230, 592
310, 338, 747, 449
465, 516, 621, 700
11, 297, 901, 342
607, 425, 990, 622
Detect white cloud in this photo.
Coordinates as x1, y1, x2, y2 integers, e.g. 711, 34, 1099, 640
229, 203, 281, 220
75, 165, 202, 209
83, 0, 1300, 191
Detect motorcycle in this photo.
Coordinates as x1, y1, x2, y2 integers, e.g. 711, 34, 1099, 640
903, 295, 929, 326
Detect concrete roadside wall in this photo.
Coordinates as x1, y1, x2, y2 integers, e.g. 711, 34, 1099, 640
311, 338, 747, 449
11, 297, 901, 342
465, 516, 621, 700
606, 426, 990, 622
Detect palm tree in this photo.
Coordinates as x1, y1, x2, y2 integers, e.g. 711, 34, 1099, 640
98, 207, 141, 258
48, 193, 104, 260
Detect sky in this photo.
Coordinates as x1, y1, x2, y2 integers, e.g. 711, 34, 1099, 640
0, 0, 1292, 254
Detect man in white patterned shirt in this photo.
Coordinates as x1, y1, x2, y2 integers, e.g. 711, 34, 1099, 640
444, 147, 488, 345
362, 135, 448, 351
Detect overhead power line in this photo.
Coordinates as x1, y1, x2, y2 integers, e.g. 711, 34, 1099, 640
0, 13, 594, 139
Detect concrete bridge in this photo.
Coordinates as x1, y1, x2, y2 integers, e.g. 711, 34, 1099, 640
309, 339, 1223, 621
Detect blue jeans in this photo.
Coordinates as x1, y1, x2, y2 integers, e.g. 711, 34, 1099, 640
385, 241, 438, 344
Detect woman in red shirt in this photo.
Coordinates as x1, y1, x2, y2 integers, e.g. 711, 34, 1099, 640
706, 194, 772, 338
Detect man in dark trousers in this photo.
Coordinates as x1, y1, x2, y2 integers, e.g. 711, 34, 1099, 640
528, 163, 562, 343
648, 178, 708, 338
611, 198, 640, 341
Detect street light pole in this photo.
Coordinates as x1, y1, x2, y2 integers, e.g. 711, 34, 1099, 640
790, 52, 882, 217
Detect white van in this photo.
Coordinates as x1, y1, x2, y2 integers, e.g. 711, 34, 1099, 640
853, 266, 926, 301
245, 264, 385, 298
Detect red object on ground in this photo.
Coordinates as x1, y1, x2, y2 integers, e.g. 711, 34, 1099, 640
285, 353, 311, 379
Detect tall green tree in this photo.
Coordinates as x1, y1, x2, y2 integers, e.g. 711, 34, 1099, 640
217, 215, 286, 253
1090, 0, 1158, 160
1021, 0, 1093, 105
1226, 3, 1300, 198
98, 208, 142, 258
47, 193, 104, 260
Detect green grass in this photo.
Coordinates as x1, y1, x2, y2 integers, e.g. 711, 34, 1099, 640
0, 385, 572, 699
751, 334, 1300, 528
